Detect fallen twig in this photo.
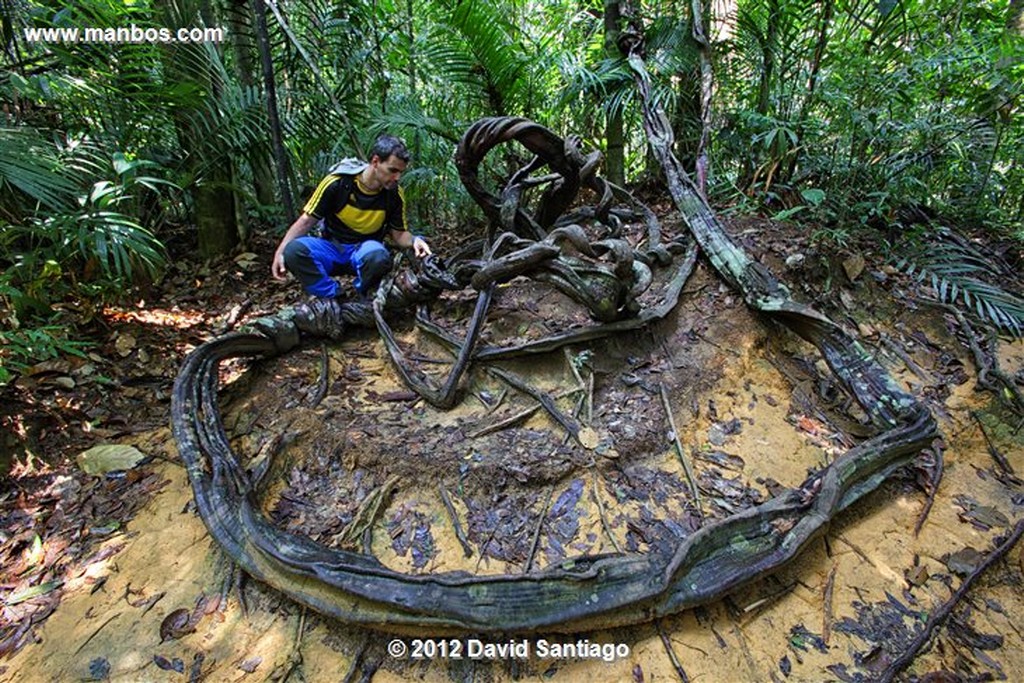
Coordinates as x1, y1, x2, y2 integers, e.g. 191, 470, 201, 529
971, 411, 1018, 479
474, 523, 499, 573
948, 307, 1024, 416
341, 634, 369, 683
439, 484, 474, 558
485, 387, 508, 414
879, 333, 932, 383
564, 347, 586, 393
467, 388, 580, 439
585, 369, 594, 425
730, 622, 761, 679
657, 620, 690, 682
468, 403, 542, 438
525, 489, 554, 573
659, 383, 704, 521
913, 442, 944, 537
308, 341, 330, 408
277, 606, 307, 683
822, 562, 837, 645
486, 366, 583, 442
878, 517, 1024, 683
335, 475, 400, 549
834, 535, 872, 566
72, 611, 122, 656
590, 474, 622, 554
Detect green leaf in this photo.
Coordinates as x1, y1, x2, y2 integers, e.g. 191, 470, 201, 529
5, 580, 64, 606
800, 188, 826, 207
773, 205, 807, 221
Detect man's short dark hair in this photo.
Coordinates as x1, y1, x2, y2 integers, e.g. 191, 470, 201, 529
370, 135, 410, 163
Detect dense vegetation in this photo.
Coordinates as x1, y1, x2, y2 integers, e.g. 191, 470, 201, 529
1, 0, 1022, 382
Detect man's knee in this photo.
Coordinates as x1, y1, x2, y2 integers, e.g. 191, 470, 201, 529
360, 248, 393, 282
282, 238, 312, 271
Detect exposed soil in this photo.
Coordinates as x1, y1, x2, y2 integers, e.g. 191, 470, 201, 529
2, 218, 1023, 682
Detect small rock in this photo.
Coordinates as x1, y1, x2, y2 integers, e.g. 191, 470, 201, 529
707, 425, 727, 447
905, 564, 929, 586
576, 427, 600, 450
113, 333, 136, 357
857, 322, 878, 338
843, 254, 866, 281
785, 253, 805, 269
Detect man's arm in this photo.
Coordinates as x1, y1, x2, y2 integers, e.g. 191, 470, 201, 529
390, 228, 432, 258
385, 185, 430, 258
271, 213, 319, 280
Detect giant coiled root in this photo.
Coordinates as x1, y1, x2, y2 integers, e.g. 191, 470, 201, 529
171, 114, 938, 633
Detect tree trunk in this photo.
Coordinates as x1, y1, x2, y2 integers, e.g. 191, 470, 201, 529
603, 0, 626, 186
756, 0, 779, 117
203, 0, 250, 244
785, 0, 834, 183
161, 15, 241, 258
738, 0, 780, 191
1009, 0, 1024, 33
405, 0, 425, 226
226, 0, 275, 208
690, 0, 713, 195
195, 169, 241, 257
252, 0, 295, 219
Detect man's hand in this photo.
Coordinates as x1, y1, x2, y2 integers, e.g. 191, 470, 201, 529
271, 213, 318, 281
271, 250, 288, 280
412, 236, 432, 259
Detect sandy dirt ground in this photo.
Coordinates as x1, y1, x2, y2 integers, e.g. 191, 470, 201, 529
2, 266, 1022, 683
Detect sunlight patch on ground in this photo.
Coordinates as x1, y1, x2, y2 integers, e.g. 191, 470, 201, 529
102, 304, 205, 329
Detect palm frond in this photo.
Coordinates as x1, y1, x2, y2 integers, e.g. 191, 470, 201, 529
369, 99, 462, 144
0, 127, 78, 212
429, 0, 532, 113
895, 228, 1024, 337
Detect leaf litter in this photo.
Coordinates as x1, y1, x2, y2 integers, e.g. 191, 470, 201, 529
3, 226, 1024, 681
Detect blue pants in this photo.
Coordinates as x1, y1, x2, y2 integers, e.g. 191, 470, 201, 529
282, 237, 393, 298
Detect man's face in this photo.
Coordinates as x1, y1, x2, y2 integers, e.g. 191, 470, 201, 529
370, 154, 408, 189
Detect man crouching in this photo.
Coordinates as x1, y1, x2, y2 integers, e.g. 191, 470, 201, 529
271, 135, 432, 299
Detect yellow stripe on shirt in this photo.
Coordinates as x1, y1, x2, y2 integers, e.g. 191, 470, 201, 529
337, 203, 386, 234
303, 175, 339, 216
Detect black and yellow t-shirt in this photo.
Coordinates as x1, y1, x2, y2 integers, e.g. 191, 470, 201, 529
303, 174, 407, 244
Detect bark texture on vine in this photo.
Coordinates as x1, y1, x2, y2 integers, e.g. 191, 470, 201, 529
171, 22, 938, 632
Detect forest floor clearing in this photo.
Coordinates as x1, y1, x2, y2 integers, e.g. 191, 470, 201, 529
2, 216, 1022, 682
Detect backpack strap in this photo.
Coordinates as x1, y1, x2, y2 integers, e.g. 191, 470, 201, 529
323, 158, 367, 214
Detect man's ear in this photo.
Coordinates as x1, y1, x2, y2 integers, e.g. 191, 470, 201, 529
368, 154, 381, 166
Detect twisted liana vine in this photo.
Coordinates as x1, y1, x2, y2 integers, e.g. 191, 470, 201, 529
171, 21, 938, 632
